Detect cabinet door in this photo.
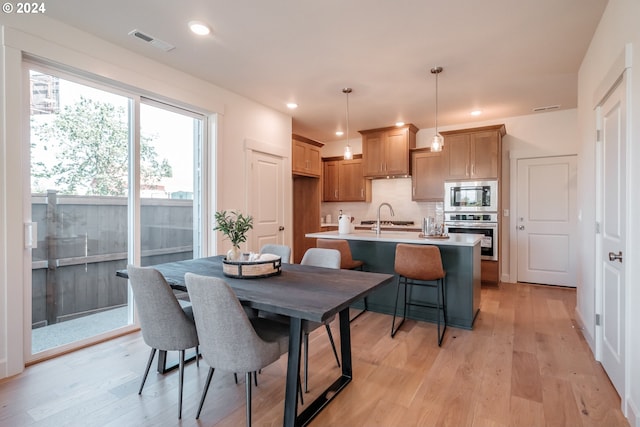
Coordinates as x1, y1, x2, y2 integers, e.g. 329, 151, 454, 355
470, 131, 499, 179
444, 134, 471, 179
339, 159, 367, 201
306, 145, 322, 176
292, 140, 308, 174
322, 160, 340, 201
385, 128, 410, 175
362, 132, 385, 177
412, 150, 444, 201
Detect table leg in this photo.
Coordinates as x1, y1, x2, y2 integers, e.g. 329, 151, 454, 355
291, 309, 352, 427
157, 349, 199, 374
283, 317, 303, 427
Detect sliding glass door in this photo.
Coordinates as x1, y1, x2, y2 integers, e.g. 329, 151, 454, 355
28, 66, 205, 357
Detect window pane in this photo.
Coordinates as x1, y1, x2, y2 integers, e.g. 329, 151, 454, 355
139, 102, 201, 266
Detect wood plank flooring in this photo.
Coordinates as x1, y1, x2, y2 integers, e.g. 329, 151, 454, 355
0, 282, 629, 426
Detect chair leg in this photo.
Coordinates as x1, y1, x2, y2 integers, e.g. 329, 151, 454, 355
234, 372, 238, 384
138, 348, 156, 394
196, 367, 215, 419
298, 374, 304, 406
245, 372, 252, 427
391, 277, 407, 337
178, 350, 185, 419
254, 371, 258, 387
325, 324, 341, 368
195, 345, 199, 367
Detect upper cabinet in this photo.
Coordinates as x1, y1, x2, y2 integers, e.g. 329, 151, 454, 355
440, 124, 505, 181
292, 134, 323, 177
322, 156, 370, 202
411, 148, 445, 201
360, 124, 417, 178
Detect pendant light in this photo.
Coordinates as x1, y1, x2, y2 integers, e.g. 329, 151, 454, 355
343, 88, 353, 160
430, 66, 444, 152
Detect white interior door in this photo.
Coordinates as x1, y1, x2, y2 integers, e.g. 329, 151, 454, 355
516, 155, 577, 286
248, 150, 285, 251
597, 74, 626, 399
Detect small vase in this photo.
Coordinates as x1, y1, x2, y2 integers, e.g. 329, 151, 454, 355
227, 246, 241, 261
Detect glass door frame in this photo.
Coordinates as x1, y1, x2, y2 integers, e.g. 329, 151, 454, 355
24, 61, 211, 363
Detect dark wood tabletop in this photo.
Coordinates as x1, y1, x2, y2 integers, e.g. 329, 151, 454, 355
117, 255, 393, 324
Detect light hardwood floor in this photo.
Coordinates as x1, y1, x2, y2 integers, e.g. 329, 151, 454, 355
0, 282, 630, 426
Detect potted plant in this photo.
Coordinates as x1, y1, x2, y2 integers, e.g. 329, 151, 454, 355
214, 210, 253, 260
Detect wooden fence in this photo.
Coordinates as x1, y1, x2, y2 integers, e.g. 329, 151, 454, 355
31, 190, 194, 327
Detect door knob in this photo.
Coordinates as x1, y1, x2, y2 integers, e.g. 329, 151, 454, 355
518, 225, 525, 230
608, 251, 623, 262
278, 226, 285, 231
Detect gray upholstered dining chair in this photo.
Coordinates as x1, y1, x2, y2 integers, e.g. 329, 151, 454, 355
184, 273, 290, 426
259, 243, 291, 264
299, 247, 342, 392
126, 264, 200, 419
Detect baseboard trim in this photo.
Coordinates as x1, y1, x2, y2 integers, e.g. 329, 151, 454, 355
627, 395, 639, 427
574, 306, 596, 354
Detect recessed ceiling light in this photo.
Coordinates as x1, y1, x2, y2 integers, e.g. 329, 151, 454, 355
336, 131, 344, 136
286, 103, 298, 109
470, 110, 482, 116
395, 121, 405, 127
188, 21, 211, 36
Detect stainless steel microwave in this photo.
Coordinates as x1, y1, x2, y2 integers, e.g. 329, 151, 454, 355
444, 180, 498, 212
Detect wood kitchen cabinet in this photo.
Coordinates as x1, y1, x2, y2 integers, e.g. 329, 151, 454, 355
292, 134, 322, 177
322, 155, 371, 202
440, 124, 505, 180
410, 147, 445, 201
292, 134, 324, 262
360, 124, 417, 178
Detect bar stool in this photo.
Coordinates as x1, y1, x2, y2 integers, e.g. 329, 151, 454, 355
316, 239, 368, 320
390, 244, 447, 346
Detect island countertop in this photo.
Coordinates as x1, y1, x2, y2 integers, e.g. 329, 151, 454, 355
306, 230, 483, 247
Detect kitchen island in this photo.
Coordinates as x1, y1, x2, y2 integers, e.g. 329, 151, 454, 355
305, 231, 482, 329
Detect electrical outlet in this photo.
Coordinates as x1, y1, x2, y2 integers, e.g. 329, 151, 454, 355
503, 209, 509, 217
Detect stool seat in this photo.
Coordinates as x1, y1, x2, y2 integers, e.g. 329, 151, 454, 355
391, 244, 447, 346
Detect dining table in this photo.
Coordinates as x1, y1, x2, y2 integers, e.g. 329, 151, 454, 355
116, 255, 394, 427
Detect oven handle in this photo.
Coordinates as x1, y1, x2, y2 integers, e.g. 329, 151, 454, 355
445, 222, 497, 229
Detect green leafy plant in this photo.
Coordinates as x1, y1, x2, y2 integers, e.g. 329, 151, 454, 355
213, 210, 253, 248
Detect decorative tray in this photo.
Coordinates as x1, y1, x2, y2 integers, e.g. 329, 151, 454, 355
222, 254, 282, 278
418, 233, 450, 240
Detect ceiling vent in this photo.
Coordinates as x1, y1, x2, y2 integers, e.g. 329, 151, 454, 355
128, 29, 175, 52
532, 104, 561, 113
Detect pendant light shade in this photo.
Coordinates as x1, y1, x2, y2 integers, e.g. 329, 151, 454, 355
343, 88, 353, 160
430, 67, 444, 152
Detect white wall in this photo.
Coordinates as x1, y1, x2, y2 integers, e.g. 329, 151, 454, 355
0, 16, 292, 378
321, 109, 579, 282
577, 0, 640, 423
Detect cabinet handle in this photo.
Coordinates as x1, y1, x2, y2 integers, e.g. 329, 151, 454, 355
472, 163, 475, 175
335, 190, 338, 198
361, 188, 364, 198
466, 164, 470, 176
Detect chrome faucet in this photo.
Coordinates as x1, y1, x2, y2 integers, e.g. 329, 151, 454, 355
374, 202, 395, 235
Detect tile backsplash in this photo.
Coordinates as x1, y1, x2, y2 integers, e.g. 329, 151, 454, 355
320, 177, 443, 226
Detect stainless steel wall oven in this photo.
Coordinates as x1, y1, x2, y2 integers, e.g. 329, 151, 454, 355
444, 212, 498, 261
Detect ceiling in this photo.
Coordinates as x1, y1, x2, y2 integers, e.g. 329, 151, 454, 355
43, 0, 608, 143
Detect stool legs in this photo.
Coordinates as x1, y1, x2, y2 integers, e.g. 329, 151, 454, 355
390, 276, 407, 337
390, 275, 447, 346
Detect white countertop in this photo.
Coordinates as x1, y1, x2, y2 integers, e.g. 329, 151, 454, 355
306, 230, 483, 247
